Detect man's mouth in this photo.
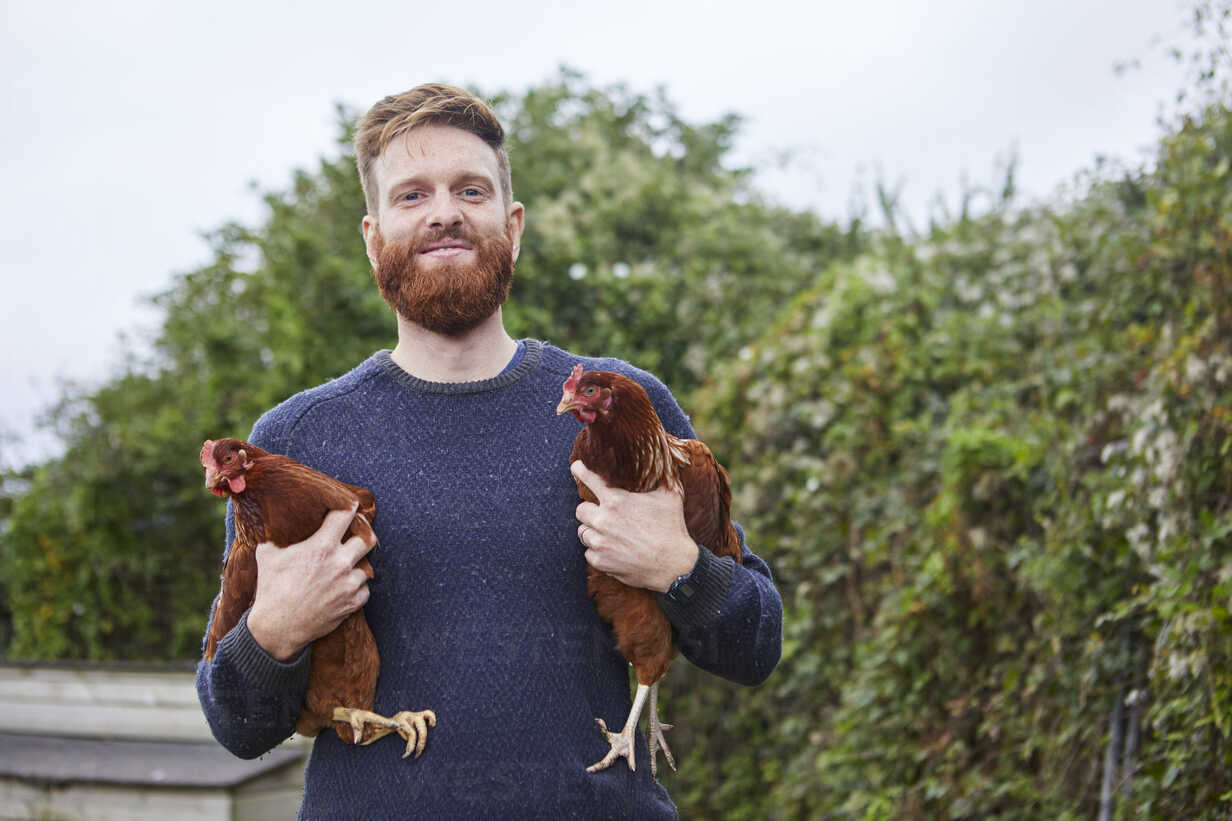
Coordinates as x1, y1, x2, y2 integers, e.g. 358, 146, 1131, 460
419, 240, 473, 258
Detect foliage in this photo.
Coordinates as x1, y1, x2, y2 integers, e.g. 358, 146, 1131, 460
0, 70, 855, 661
664, 91, 1232, 818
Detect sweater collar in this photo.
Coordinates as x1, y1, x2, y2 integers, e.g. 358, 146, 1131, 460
371, 339, 543, 395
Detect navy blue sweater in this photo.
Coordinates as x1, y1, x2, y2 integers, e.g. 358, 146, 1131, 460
195, 340, 782, 819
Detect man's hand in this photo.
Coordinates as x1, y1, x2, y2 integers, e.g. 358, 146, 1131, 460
246, 504, 377, 661
571, 460, 698, 593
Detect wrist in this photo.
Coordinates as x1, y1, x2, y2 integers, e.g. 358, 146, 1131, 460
657, 539, 700, 593
246, 604, 306, 662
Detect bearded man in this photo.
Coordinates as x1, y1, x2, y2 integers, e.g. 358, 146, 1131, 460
196, 84, 781, 820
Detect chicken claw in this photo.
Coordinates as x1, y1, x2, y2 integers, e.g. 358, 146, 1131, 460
332, 707, 436, 758
587, 682, 652, 773
647, 683, 676, 778
391, 709, 437, 759
587, 716, 638, 773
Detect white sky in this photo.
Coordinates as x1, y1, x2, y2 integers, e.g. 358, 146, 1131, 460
0, 0, 1196, 467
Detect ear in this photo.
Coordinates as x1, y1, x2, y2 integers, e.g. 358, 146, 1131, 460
506, 201, 525, 264
361, 214, 380, 268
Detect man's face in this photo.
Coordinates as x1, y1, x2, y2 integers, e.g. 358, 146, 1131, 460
361, 124, 525, 335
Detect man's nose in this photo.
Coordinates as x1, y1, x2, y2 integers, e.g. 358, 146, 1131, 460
426, 192, 462, 230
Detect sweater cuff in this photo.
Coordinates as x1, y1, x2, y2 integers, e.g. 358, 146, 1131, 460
657, 547, 735, 632
219, 609, 313, 693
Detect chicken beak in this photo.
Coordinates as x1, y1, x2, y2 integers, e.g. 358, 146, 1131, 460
556, 393, 580, 416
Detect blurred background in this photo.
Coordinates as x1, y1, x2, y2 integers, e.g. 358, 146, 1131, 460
1, 0, 1230, 817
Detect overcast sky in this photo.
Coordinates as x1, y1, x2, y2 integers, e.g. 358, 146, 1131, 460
0, 0, 1197, 467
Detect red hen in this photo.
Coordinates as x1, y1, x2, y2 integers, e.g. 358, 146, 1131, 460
200, 437, 434, 758
556, 365, 743, 776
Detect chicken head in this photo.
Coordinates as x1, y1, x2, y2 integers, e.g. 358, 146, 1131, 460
201, 438, 256, 497
556, 364, 615, 425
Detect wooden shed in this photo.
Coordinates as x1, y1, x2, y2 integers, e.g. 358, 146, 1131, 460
0, 662, 307, 821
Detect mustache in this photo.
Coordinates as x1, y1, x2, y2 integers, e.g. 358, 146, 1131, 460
374, 223, 485, 258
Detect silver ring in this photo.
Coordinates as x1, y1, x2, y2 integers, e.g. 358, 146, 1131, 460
578, 524, 591, 546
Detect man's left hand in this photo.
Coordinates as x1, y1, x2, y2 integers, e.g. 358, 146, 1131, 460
571, 460, 699, 592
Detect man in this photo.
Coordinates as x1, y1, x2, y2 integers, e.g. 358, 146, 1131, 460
196, 83, 782, 819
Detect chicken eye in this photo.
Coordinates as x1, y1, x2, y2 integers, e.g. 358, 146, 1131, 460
223, 454, 234, 463
583, 386, 597, 396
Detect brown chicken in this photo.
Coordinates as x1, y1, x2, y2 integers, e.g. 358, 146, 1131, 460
200, 438, 435, 758
556, 365, 743, 776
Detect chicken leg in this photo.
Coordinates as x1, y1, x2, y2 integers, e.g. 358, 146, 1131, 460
587, 682, 678, 776
334, 707, 437, 759
587, 683, 651, 773
647, 682, 676, 777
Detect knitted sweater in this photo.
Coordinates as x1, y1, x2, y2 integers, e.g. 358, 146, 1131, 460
195, 339, 782, 820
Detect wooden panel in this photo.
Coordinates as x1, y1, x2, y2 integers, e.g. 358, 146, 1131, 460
0, 702, 213, 743
234, 749, 308, 821
0, 667, 200, 708
0, 778, 232, 821
0, 666, 308, 748
0, 666, 211, 743
235, 782, 303, 821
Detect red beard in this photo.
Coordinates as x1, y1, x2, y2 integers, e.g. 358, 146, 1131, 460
372, 221, 515, 336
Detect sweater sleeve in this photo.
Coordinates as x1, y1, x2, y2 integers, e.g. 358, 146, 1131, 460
195, 411, 313, 758
637, 369, 784, 687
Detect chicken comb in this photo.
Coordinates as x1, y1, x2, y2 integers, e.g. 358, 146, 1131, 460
564, 363, 584, 393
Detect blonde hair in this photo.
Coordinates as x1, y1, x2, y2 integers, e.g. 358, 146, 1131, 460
354, 83, 512, 215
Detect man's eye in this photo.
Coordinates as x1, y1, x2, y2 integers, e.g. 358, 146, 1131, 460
401, 192, 422, 201
461, 188, 482, 197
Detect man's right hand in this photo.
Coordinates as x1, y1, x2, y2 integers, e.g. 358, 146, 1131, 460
246, 503, 377, 661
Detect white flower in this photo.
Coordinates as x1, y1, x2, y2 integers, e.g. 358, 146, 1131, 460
811, 305, 832, 330
1185, 355, 1207, 384
1127, 523, 1152, 559
866, 268, 896, 294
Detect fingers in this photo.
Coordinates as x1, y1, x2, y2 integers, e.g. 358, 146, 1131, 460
342, 532, 376, 567
317, 502, 361, 544
570, 460, 608, 501
575, 500, 600, 527
255, 509, 373, 573
349, 570, 372, 608
321, 503, 376, 566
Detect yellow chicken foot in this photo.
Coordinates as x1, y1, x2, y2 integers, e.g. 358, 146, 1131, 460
332, 707, 437, 758
390, 710, 437, 758
647, 682, 676, 778
587, 683, 651, 773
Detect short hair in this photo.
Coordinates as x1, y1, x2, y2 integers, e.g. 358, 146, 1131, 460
354, 83, 512, 215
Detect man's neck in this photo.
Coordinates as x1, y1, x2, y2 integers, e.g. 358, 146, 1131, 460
389, 309, 518, 383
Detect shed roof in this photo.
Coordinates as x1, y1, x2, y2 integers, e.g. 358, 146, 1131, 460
0, 733, 303, 788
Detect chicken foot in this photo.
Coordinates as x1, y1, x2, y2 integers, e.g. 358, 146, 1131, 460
588, 682, 651, 773
333, 707, 437, 759
647, 682, 676, 778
